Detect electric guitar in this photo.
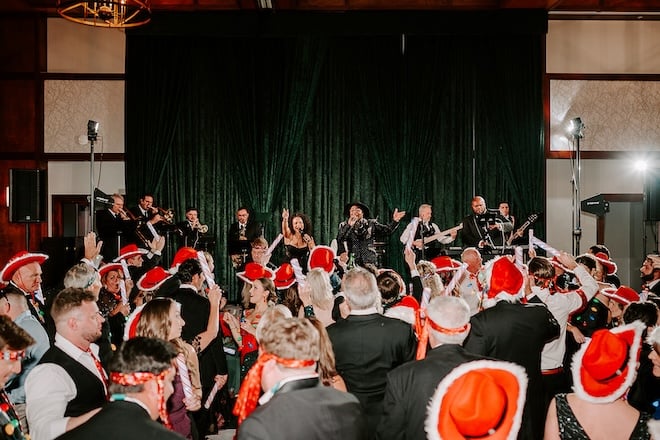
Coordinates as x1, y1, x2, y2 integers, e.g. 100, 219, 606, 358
421, 223, 464, 246
506, 213, 539, 246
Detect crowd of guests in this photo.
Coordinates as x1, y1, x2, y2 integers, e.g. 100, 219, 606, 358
1, 197, 660, 440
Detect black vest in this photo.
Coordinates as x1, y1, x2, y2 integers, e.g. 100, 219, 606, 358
38, 345, 106, 417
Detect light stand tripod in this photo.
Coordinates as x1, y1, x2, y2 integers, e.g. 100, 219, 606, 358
87, 120, 99, 232
570, 118, 585, 255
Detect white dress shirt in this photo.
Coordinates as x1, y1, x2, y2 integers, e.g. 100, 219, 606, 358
25, 333, 104, 440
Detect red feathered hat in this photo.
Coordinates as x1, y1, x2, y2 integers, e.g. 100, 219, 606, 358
601, 285, 639, 306
137, 267, 172, 292
431, 256, 461, 273
237, 262, 275, 284
485, 257, 524, 299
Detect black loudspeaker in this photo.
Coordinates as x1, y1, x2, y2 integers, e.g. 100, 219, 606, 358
9, 169, 46, 223
645, 172, 660, 222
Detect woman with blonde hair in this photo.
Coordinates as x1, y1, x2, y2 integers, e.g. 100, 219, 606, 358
298, 268, 335, 327
134, 298, 202, 439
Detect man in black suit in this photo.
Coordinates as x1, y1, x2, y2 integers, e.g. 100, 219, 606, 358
95, 193, 136, 261
327, 267, 416, 435
641, 254, 660, 296
170, 258, 227, 436
376, 295, 485, 440
460, 196, 512, 249
227, 207, 262, 269
236, 317, 366, 440
57, 337, 184, 440
463, 256, 559, 440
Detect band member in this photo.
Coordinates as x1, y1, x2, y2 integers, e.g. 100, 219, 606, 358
399, 204, 457, 261
96, 193, 137, 261
177, 207, 207, 250
499, 201, 517, 245
337, 202, 405, 268
129, 193, 156, 221
460, 196, 512, 250
227, 207, 262, 269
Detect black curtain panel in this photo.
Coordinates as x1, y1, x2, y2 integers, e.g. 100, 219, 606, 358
125, 11, 546, 299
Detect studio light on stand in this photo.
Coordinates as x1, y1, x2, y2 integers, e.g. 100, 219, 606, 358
88, 120, 99, 232
569, 117, 585, 255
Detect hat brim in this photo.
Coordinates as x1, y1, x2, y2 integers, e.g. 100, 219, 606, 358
0, 253, 49, 284
136, 271, 173, 292
572, 321, 645, 403
99, 263, 124, 277
601, 286, 637, 305
274, 278, 296, 290
425, 360, 527, 440
343, 202, 370, 218
113, 249, 148, 262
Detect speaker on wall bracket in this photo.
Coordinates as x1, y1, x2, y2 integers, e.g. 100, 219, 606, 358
9, 169, 47, 223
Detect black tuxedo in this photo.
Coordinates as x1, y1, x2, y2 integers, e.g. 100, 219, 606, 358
460, 212, 512, 248
56, 400, 184, 440
327, 314, 416, 434
463, 300, 560, 440
95, 209, 136, 261
376, 344, 488, 440
237, 378, 367, 440
227, 221, 261, 256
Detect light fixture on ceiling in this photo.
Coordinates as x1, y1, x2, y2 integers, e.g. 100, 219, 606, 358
57, 0, 151, 28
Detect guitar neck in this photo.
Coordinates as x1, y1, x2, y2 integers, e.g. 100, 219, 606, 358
422, 224, 463, 244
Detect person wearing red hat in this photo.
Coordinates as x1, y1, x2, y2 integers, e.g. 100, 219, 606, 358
297, 268, 335, 327
0, 251, 49, 326
377, 296, 491, 440
336, 202, 405, 268
545, 321, 650, 440
425, 359, 528, 440
463, 256, 560, 440
603, 285, 640, 328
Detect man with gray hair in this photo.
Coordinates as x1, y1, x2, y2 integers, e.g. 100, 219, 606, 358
376, 296, 487, 440
327, 267, 416, 434
236, 317, 366, 439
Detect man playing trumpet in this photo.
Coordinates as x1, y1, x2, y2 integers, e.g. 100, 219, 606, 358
95, 193, 137, 262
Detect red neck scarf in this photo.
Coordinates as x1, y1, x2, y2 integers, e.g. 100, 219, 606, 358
233, 352, 315, 425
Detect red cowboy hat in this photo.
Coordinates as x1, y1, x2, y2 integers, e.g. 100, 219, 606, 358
308, 246, 336, 274
593, 252, 617, 275
384, 295, 420, 325
485, 257, 524, 299
99, 263, 123, 277
431, 256, 461, 273
169, 247, 198, 270
426, 360, 527, 440
572, 321, 644, 403
113, 244, 148, 262
601, 285, 639, 306
137, 267, 173, 292
237, 262, 275, 284
0, 251, 49, 284
273, 263, 296, 290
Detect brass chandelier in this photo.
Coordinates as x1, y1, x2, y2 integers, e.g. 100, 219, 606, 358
56, 0, 151, 28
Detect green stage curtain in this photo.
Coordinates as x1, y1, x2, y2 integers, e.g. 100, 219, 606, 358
125, 15, 545, 298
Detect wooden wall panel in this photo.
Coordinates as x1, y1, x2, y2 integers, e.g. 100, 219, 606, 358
0, 16, 38, 73
0, 79, 37, 153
